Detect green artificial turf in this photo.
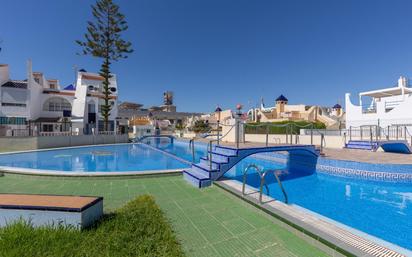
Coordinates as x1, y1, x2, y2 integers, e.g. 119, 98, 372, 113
0, 195, 184, 257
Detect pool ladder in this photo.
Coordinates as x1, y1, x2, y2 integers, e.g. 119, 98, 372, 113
242, 164, 288, 204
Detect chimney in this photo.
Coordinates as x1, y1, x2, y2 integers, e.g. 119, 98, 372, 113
398, 76, 408, 87
0, 64, 10, 85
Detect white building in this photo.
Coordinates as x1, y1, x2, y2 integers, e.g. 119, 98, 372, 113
345, 76, 412, 129
0, 61, 118, 136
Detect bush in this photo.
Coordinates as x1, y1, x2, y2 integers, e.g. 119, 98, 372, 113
245, 120, 326, 134
191, 120, 211, 133
0, 195, 184, 257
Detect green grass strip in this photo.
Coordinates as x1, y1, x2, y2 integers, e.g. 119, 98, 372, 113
0, 195, 185, 257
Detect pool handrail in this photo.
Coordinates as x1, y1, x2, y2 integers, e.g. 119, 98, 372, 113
262, 169, 288, 204
242, 164, 268, 202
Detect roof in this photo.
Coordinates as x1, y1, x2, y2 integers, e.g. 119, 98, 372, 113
82, 74, 104, 81
333, 104, 342, 109
118, 109, 203, 119
276, 94, 288, 102
1, 80, 28, 89
359, 86, 412, 98
118, 101, 143, 110
63, 84, 76, 91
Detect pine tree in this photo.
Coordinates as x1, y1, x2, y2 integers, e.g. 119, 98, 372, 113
76, 0, 133, 131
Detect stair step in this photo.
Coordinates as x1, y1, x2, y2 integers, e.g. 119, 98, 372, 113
183, 169, 212, 188
213, 146, 238, 156
208, 152, 229, 163
348, 141, 378, 146
200, 156, 227, 165
199, 158, 220, 170
193, 163, 217, 172
345, 145, 374, 150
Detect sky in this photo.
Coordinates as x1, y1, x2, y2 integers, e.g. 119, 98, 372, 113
1, 0, 412, 113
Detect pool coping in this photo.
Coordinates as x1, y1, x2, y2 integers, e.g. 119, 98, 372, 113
0, 166, 184, 177
215, 179, 412, 257
0, 142, 189, 177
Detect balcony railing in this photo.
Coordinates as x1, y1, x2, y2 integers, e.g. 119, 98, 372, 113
361, 104, 377, 114
384, 100, 403, 111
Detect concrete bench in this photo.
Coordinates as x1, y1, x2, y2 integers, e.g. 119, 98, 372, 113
0, 194, 103, 229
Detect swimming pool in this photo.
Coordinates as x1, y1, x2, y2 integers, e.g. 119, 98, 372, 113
1, 139, 411, 252
223, 157, 412, 252
0, 143, 191, 173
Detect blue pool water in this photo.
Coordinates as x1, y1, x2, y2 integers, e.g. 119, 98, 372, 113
224, 157, 412, 251
141, 138, 207, 163
0, 144, 190, 172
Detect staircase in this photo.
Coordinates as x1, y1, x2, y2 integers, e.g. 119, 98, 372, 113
183, 144, 319, 188
183, 145, 238, 188
345, 140, 379, 151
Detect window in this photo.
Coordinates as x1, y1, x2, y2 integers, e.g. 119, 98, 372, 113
34, 78, 40, 84
42, 124, 54, 132
49, 83, 56, 89
88, 103, 96, 113
43, 97, 72, 112
0, 117, 26, 125
1, 103, 26, 107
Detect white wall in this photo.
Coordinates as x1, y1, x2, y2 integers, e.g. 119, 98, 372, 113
0, 134, 129, 152
0, 65, 10, 85
0, 87, 29, 117
345, 92, 412, 128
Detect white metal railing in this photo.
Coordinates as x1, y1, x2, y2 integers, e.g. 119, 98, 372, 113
39, 131, 73, 137
384, 100, 403, 110
98, 131, 115, 135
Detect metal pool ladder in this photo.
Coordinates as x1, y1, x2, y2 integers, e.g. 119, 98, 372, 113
242, 164, 288, 204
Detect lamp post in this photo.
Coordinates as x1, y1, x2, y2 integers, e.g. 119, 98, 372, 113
236, 104, 243, 148
148, 112, 157, 136
215, 106, 222, 145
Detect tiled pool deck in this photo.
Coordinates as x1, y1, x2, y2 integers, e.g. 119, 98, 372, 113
0, 173, 331, 257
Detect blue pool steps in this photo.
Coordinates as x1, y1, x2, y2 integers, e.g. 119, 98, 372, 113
183, 144, 319, 188
345, 140, 379, 151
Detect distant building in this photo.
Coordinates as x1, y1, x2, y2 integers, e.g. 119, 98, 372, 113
117, 96, 202, 137
0, 61, 118, 136
246, 95, 344, 128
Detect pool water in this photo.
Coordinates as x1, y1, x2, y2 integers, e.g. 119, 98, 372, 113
0, 144, 189, 172
224, 157, 412, 251
141, 138, 207, 163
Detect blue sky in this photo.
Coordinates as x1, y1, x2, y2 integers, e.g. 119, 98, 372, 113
1, 0, 412, 113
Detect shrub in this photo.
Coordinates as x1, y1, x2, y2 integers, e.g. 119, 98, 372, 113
245, 120, 326, 134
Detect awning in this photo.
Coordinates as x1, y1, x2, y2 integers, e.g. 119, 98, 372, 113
360, 86, 412, 98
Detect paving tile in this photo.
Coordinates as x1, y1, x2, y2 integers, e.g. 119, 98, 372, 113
0, 174, 330, 257
187, 245, 220, 257
222, 218, 255, 235
212, 238, 255, 257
